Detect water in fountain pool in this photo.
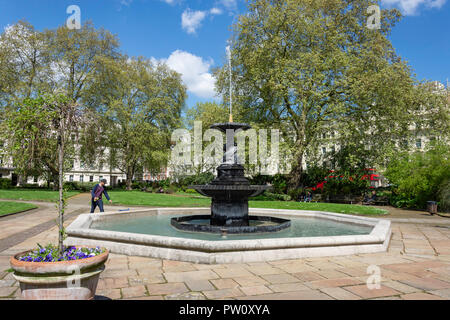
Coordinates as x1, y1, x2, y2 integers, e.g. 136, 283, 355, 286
90, 214, 372, 241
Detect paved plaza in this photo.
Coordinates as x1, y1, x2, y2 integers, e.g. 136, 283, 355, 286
1, 194, 450, 300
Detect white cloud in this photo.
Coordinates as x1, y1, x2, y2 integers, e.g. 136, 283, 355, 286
219, 0, 237, 10
161, 0, 176, 4
210, 7, 223, 15
181, 9, 207, 34
381, 0, 447, 15
154, 50, 216, 99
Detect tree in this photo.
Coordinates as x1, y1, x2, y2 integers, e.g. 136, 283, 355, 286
45, 21, 120, 103
177, 102, 229, 177
215, 0, 421, 188
6, 93, 83, 253
185, 102, 229, 129
87, 56, 186, 190
0, 21, 120, 185
0, 21, 51, 103
385, 142, 450, 210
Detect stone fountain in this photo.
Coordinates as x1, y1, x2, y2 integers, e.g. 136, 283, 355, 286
170, 121, 291, 234
171, 45, 290, 234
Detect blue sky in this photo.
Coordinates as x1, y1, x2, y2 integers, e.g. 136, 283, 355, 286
0, 0, 448, 110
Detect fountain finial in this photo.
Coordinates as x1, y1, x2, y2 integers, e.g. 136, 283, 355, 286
226, 45, 233, 123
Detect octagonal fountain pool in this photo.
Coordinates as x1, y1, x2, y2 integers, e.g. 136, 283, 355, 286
65, 208, 391, 264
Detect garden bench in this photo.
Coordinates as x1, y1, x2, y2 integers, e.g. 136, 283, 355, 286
362, 199, 389, 206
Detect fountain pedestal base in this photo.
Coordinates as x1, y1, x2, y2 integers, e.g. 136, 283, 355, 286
211, 198, 249, 227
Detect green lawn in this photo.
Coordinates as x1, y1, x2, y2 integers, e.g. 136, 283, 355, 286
109, 191, 211, 207
249, 201, 387, 215
0, 189, 80, 202
108, 191, 387, 215
0, 201, 38, 216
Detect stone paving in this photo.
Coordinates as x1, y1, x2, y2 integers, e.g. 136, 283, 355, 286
1, 195, 450, 300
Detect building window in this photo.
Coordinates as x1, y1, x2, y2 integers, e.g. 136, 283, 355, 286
322, 147, 326, 154
99, 176, 103, 181
89, 176, 94, 182
331, 146, 335, 153
33, 177, 38, 183
80, 175, 84, 183
416, 139, 422, 148
69, 175, 74, 182
322, 133, 326, 139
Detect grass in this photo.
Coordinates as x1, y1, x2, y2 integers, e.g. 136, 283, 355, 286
0, 201, 38, 216
248, 201, 388, 215
108, 191, 387, 215
0, 189, 80, 202
108, 191, 211, 207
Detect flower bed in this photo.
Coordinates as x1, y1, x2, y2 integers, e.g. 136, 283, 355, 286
18, 244, 105, 263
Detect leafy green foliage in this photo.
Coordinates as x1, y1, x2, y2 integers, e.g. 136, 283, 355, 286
0, 178, 12, 189
86, 56, 186, 190
249, 174, 289, 194
175, 172, 215, 189
301, 165, 330, 188
63, 181, 98, 192
385, 143, 450, 209
215, 0, 425, 187
321, 170, 371, 197
253, 192, 291, 201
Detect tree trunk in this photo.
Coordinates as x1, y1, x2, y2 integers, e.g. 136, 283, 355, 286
289, 144, 305, 189
51, 172, 59, 191
126, 176, 132, 190
58, 117, 65, 254
126, 166, 133, 191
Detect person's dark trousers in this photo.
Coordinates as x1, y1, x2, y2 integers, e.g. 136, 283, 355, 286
90, 199, 104, 213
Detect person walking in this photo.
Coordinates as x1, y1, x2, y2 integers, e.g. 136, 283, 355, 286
304, 191, 312, 203
90, 179, 112, 213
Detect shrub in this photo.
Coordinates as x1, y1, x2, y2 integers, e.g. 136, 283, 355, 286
253, 191, 291, 201
63, 181, 97, 192
176, 172, 215, 188
302, 165, 329, 188
321, 170, 370, 197
438, 179, 450, 212
385, 143, 450, 210
0, 178, 12, 189
19, 183, 48, 189
288, 188, 305, 201
165, 186, 177, 194
131, 181, 146, 190
248, 174, 289, 194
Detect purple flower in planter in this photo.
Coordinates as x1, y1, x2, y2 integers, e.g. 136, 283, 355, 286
19, 246, 104, 263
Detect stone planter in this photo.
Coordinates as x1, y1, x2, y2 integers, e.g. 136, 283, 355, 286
10, 248, 109, 300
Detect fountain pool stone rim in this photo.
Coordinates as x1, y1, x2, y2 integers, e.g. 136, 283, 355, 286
65, 208, 391, 264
